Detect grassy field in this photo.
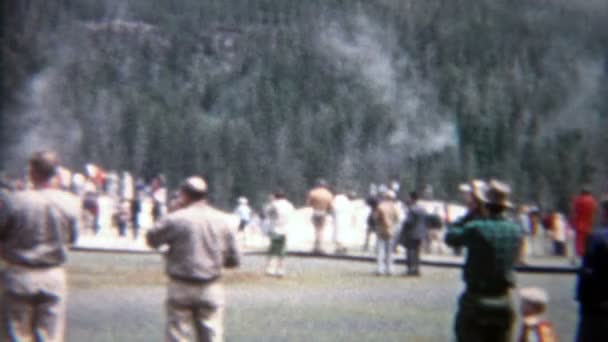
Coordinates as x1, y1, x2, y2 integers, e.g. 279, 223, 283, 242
64, 251, 578, 341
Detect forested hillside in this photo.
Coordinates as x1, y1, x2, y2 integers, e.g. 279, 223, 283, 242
2, 0, 607, 209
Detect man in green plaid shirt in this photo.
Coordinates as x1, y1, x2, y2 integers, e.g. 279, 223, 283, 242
445, 179, 522, 342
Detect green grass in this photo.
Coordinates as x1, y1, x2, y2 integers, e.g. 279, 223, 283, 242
64, 251, 577, 342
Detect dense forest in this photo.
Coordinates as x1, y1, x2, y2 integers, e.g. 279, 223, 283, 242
2, 0, 607, 209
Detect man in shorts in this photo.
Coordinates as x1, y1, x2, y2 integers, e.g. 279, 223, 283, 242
306, 179, 333, 254
264, 191, 294, 277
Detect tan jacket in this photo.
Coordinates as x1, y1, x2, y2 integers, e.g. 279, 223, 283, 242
0, 189, 81, 268
307, 187, 333, 212
376, 200, 401, 239
146, 201, 240, 283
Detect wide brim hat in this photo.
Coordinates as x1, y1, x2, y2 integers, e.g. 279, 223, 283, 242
480, 179, 513, 208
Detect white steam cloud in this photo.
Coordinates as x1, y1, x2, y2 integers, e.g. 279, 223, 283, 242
318, 14, 457, 155
7, 69, 83, 172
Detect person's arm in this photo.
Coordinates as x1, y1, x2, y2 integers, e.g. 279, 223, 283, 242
445, 222, 472, 247
67, 204, 82, 245
146, 217, 172, 249
222, 221, 240, 268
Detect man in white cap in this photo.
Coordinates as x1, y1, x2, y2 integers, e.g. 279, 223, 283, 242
147, 176, 240, 342
264, 191, 294, 277
374, 190, 401, 275
233, 196, 252, 246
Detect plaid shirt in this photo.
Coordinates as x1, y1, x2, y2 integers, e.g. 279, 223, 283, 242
446, 216, 522, 294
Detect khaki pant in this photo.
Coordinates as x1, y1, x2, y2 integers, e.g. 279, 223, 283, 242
166, 279, 225, 342
1, 265, 66, 342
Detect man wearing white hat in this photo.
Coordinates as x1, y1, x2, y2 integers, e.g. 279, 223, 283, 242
233, 196, 252, 246
374, 190, 401, 275
147, 176, 240, 342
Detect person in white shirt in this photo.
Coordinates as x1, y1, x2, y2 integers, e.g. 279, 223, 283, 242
331, 192, 355, 254
264, 191, 294, 277
234, 196, 253, 246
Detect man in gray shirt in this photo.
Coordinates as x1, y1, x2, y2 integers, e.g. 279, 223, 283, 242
0, 151, 81, 342
400, 191, 428, 276
147, 176, 240, 342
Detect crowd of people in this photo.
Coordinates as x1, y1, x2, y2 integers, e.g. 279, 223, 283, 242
1, 150, 607, 341
1, 162, 171, 241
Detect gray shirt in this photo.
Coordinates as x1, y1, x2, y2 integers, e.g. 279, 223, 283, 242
146, 201, 240, 283
402, 203, 428, 241
0, 188, 81, 268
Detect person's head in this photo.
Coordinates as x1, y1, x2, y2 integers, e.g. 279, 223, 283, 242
581, 185, 592, 195
408, 191, 419, 205
238, 196, 248, 205
28, 151, 59, 186
315, 178, 328, 188
519, 287, 548, 319
179, 176, 208, 205
384, 190, 396, 201
273, 190, 286, 200
528, 207, 541, 222
481, 179, 513, 215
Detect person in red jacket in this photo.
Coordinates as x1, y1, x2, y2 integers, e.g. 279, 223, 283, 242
571, 187, 597, 257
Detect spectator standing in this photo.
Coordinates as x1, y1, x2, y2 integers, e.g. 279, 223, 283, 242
445, 180, 522, 342
146, 176, 240, 342
233, 197, 252, 246
306, 179, 333, 254
331, 192, 354, 254
0, 151, 81, 342
547, 211, 568, 256
517, 205, 532, 263
375, 190, 400, 276
529, 208, 545, 257
450, 180, 487, 256
571, 187, 598, 258
264, 191, 294, 277
575, 195, 608, 342
363, 188, 380, 252
130, 191, 142, 239
114, 199, 131, 237
399, 191, 428, 276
